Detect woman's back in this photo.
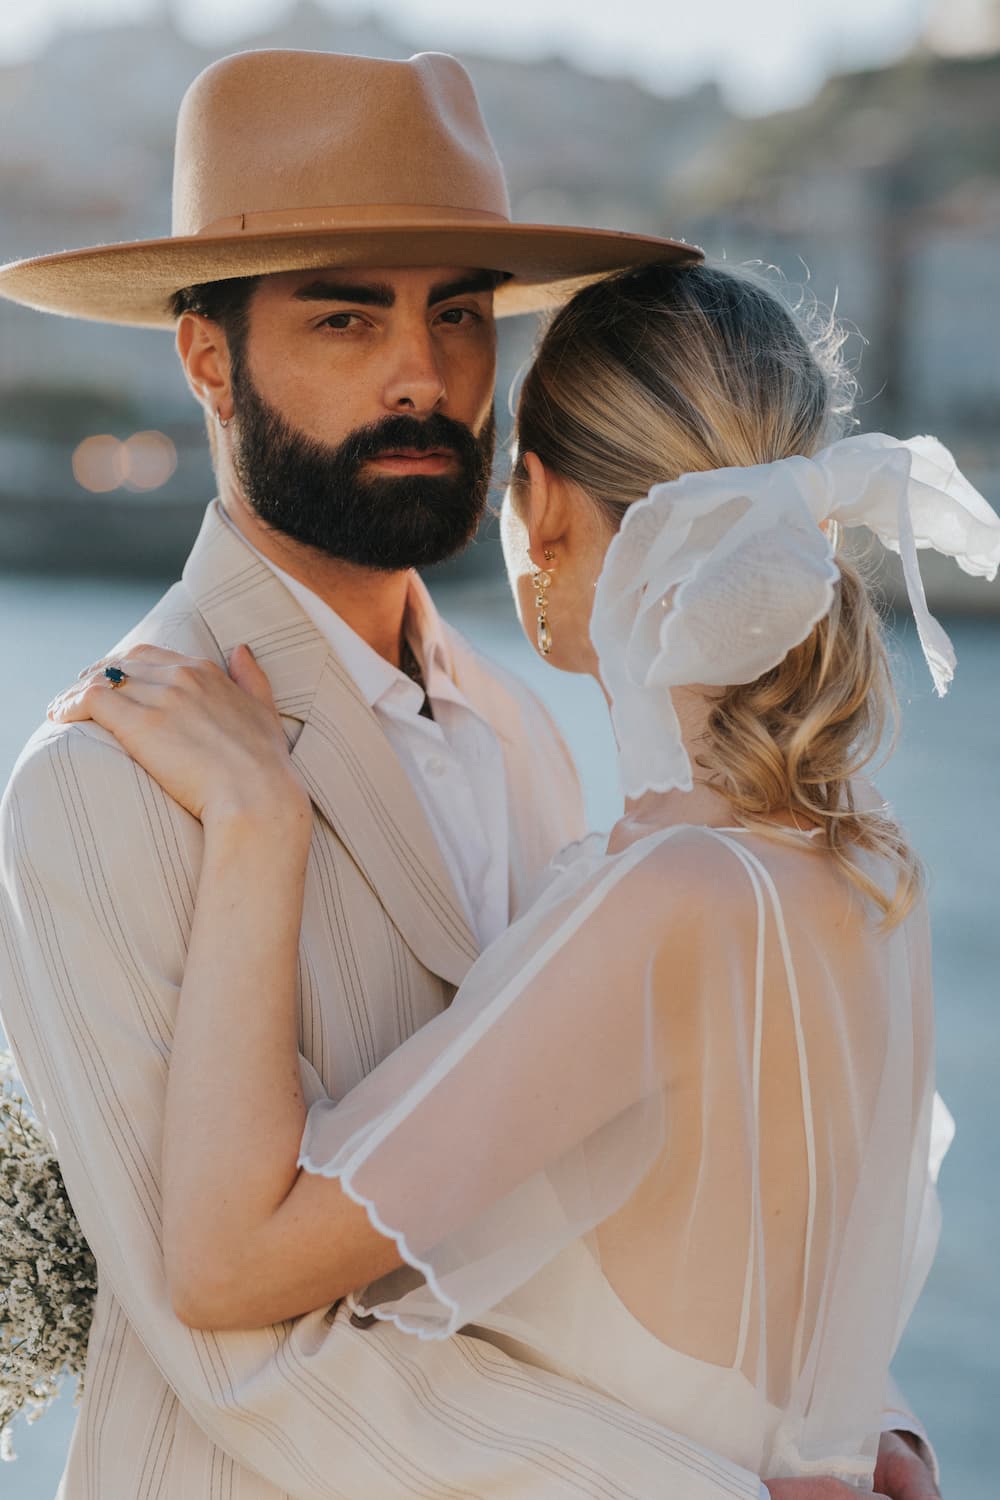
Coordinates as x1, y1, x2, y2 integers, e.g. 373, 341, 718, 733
320, 820, 939, 1482
588, 825, 936, 1477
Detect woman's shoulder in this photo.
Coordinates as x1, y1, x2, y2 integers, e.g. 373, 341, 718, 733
577, 823, 764, 948
608, 823, 762, 896
521, 822, 817, 975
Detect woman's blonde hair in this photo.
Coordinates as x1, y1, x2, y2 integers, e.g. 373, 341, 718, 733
513, 261, 921, 925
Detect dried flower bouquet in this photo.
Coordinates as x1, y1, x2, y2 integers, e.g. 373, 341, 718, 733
0, 1050, 96, 1461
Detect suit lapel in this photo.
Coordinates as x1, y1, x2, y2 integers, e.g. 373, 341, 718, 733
182, 502, 327, 718
292, 654, 479, 986
183, 501, 480, 988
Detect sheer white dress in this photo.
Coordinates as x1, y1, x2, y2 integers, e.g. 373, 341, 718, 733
300, 818, 946, 1488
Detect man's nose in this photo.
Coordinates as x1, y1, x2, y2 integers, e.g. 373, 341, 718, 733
382, 327, 448, 415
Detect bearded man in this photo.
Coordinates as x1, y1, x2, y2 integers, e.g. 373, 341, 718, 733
0, 47, 939, 1500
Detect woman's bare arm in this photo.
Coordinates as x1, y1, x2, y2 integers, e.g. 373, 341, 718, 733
161, 804, 403, 1329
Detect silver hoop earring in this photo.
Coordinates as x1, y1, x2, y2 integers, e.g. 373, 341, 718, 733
217, 411, 230, 429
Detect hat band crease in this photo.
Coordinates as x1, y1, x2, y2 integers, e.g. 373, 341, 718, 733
195, 203, 513, 237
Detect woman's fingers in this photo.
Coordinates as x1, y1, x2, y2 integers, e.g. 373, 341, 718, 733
72, 643, 276, 711
53, 652, 207, 720
55, 647, 272, 725
51, 657, 179, 717
52, 654, 242, 732
226, 643, 279, 710
52, 671, 130, 720
47, 642, 304, 825
48, 673, 158, 729
76, 641, 185, 681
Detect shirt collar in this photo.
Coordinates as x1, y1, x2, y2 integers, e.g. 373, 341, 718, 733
404, 571, 456, 699
216, 503, 458, 713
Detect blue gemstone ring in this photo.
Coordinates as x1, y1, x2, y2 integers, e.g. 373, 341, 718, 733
104, 665, 128, 689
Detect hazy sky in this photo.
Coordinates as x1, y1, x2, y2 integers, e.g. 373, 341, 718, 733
0, 0, 940, 112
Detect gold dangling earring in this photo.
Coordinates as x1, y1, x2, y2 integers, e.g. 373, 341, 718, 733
533, 549, 556, 657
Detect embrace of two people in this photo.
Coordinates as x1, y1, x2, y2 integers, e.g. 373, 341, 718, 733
1, 45, 998, 1500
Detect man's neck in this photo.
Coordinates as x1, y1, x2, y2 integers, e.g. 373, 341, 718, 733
219, 494, 411, 667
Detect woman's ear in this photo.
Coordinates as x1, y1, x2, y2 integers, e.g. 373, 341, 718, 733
521, 451, 568, 567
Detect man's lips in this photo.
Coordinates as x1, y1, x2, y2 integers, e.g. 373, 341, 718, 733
367, 447, 458, 472
375, 447, 455, 459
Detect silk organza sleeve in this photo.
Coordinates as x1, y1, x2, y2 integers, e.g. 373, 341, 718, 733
299, 825, 940, 1468
299, 826, 679, 1335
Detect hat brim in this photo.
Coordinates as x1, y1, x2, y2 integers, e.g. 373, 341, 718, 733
0, 220, 702, 327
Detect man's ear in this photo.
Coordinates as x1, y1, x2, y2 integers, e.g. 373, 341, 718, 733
521, 451, 569, 567
176, 313, 232, 424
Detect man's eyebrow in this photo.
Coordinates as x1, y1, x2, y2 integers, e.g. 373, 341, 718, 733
291, 280, 395, 307
289, 270, 505, 309
428, 271, 505, 305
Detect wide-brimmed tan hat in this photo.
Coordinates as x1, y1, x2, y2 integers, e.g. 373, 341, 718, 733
0, 48, 702, 328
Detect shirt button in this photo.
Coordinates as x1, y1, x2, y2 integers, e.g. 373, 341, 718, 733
425, 756, 447, 778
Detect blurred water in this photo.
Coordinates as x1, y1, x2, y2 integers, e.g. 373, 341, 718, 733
0, 570, 997, 1499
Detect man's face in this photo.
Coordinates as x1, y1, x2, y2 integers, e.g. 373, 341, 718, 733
227, 265, 499, 571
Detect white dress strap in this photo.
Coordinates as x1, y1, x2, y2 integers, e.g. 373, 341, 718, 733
702, 832, 768, 1376
706, 832, 819, 1388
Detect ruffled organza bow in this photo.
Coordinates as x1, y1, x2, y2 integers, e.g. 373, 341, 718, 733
590, 433, 1000, 800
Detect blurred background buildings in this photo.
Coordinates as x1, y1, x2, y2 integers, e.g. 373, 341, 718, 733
0, 0, 998, 598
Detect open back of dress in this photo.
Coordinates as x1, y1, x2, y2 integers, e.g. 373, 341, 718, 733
300, 823, 943, 1482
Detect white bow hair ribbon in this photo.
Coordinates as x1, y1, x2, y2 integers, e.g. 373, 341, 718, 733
590, 432, 1000, 800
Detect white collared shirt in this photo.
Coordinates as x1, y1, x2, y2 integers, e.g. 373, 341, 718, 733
218, 507, 509, 948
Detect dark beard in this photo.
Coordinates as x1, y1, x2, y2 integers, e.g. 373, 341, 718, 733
228, 353, 495, 571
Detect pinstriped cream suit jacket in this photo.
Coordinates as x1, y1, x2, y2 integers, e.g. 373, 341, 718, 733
0, 500, 767, 1499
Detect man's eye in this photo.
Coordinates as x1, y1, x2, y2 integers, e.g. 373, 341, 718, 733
437, 307, 480, 326
319, 313, 363, 331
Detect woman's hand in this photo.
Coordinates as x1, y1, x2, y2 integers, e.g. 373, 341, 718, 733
47, 643, 309, 827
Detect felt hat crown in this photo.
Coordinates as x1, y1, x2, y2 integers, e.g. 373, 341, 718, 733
0, 48, 702, 327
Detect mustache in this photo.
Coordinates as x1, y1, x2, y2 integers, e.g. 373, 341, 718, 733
337, 412, 483, 467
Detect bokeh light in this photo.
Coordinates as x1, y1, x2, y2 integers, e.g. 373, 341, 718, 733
71, 434, 124, 493
121, 430, 177, 491
71, 430, 177, 493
